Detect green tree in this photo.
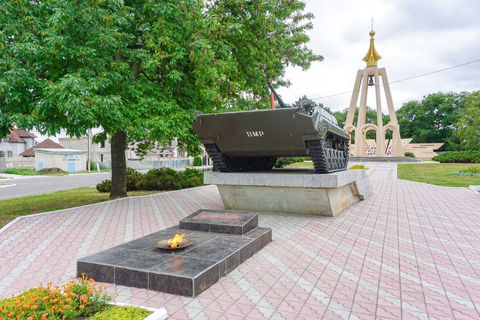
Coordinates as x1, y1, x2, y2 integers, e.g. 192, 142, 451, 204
455, 91, 480, 150
396, 92, 467, 150
0, 0, 320, 198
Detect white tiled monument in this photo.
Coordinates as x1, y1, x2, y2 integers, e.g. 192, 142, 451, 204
205, 169, 372, 217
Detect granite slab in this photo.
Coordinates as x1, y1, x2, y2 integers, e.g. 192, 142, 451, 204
179, 209, 258, 235
77, 224, 271, 296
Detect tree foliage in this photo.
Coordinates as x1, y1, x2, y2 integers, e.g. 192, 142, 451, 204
455, 91, 480, 151
0, 0, 321, 197
396, 92, 467, 150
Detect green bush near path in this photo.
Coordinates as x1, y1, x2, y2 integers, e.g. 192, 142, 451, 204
432, 151, 480, 163
96, 167, 203, 193
398, 163, 480, 187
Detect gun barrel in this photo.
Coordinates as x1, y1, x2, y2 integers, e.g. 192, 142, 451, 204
267, 81, 287, 108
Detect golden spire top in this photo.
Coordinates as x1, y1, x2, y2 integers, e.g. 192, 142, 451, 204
363, 29, 381, 67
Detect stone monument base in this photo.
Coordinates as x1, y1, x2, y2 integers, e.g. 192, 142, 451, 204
77, 210, 271, 297
205, 169, 371, 217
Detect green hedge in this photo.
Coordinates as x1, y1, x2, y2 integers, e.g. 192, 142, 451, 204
96, 167, 203, 193
404, 152, 415, 158
432, 151, 480, 163
193, 156, 202, 166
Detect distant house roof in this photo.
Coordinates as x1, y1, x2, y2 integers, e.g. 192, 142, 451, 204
6, 129, 36, 143
20, 138, 64, 157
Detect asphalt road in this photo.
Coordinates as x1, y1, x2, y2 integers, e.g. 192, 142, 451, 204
0, 172, 112, 200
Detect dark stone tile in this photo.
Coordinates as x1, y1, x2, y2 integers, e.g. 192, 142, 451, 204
116, 251, 174, 269
149, 273, 193, 296
224, 251, 241, 274
193, 262, 221, 296
182, 237, 251, 262
239, 242, 256, 264
209, 223, 241, 235
77, 261, 114, 283
179, 210, 258, 235
115, 267, 148, 289
78, 248, 144, 265
150, 256, 218, 278
242, 215, 258, 234
244, 228, 272, 252
244, 227, 271, 239
183, 231, 219, 246
115, 238, 157, 251
218, 260, 227, 277
180, 221, 210, 232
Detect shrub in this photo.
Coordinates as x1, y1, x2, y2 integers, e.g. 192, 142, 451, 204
193, 156, 202, 166
97, 167, 203, 193
0, 274, 115, 320
87, 160, 96, 171
404, 152, 415, 158
136, 167, 177, 191
96, 179, 112, 193
274, 157, 297, 168
126, 167, 141, 191
349, 165, 365, 169
432, 151, 480, 163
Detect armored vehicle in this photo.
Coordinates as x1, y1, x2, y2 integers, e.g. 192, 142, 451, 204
193, 84, 350, 174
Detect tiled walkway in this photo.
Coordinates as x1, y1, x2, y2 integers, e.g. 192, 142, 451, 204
1, 163, 480, 319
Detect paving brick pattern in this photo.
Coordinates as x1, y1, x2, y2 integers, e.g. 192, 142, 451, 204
1, 163, 480, 319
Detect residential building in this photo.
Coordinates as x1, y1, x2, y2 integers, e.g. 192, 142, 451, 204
20, 138, 64, 157
59, 135, 111, 163
0, 129, 36, 158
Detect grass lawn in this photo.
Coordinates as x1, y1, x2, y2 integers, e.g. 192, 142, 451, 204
3, 168, 111, 176
285, 161, 314, 169
0, 187, 161, 229
398, 163, 480, 187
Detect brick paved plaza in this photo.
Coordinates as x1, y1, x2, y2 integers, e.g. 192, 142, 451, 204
1, 163, 480, 319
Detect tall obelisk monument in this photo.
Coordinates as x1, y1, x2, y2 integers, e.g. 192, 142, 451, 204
344, 29, 403, 157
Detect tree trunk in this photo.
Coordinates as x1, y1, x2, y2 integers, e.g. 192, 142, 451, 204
110, 130, 127, 199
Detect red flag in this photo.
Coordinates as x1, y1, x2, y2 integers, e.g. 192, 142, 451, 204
270, 78, 274, 109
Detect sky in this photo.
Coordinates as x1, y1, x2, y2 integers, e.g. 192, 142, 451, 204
280, 0, 480, 113
34, 0, 480, 142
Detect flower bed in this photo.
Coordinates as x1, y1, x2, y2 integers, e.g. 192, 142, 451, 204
0, 274, 115, 319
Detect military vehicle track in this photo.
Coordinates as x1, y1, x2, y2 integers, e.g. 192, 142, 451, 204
306, 138, 349, 174
205, 144, 277, 172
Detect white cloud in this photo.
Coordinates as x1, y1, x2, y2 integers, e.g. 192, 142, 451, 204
281, 0, 480, 112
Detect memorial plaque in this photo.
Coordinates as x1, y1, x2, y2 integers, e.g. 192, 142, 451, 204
179, 210, 258, 235
194, 212, 245, 222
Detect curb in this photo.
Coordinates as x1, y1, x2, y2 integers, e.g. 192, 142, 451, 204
469, 185, 480, 192
0, 183, 16, 189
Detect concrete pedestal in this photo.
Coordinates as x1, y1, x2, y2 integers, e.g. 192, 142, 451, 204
205, 169, 372, 217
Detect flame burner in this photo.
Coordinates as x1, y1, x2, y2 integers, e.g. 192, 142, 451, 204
155, 234, 192, 250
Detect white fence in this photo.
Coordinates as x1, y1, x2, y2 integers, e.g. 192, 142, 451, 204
3, 157, 35, 171
98, 158, 193, 170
